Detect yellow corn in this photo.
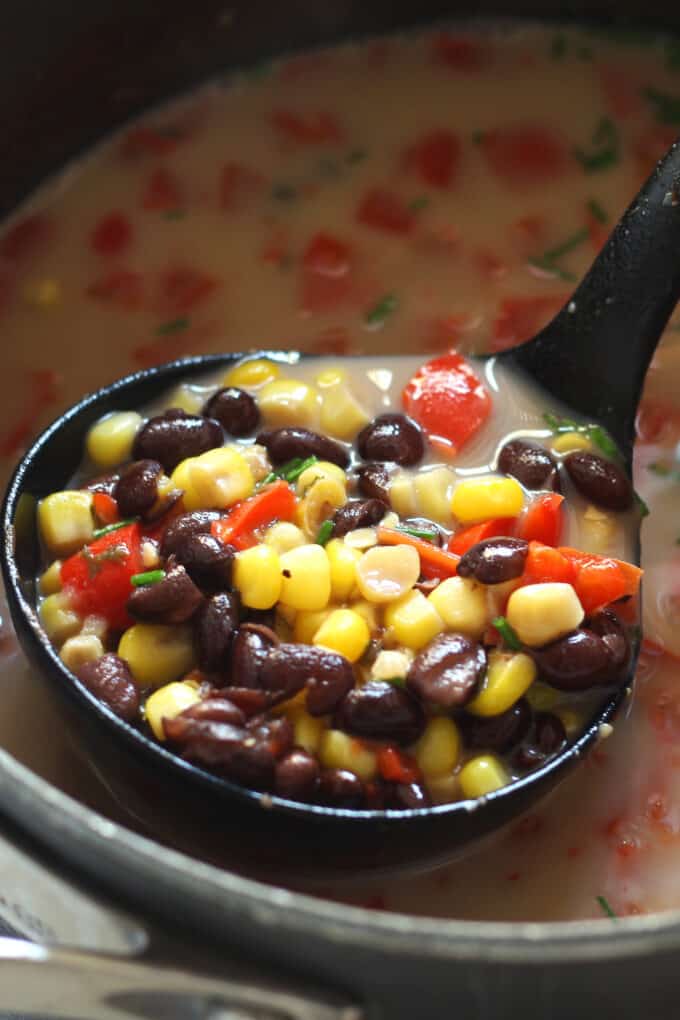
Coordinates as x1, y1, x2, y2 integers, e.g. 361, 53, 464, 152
355, 544, 420, 603
325, 538, 361, 602
426, 772, 461, 805
294, 608, 332, 644
237, 443, 271, 484
414, 467, 456, 526
556, 706, 582, 737
319, 380, 370, 440
223, 357, 281, 389
384, 589, 444, 651
467, 650, 537, 717
117, 623, 195, 688
59, 633, 104, 672
292, 710, 326, 753
349, 599, 379, 633
24, 278, 61, 307
459, 754, 511, 799
320, 730, 377, 781
258, 379, 321, 428
299, 476, 346, 538
313, 608, 370, 662
86, 411, 142, 469
162, 383, 204, 414
389, 470, 417, 517
145, 681, 202, 740
171, 447, 254, 512
370, 648, 413, 682
234, 545, 283, 609
526, 682, 560, 712
296, 461, 346, 497
38, 490, 93, 557
451, 475, 525, 525
414, 717, 461, 778
39, 560, 62, 596
279, 544, 331, 611
427, 576, 489, 638
552, 431, 592, 454
506, 582, 583, 647
264, 521, 306, 554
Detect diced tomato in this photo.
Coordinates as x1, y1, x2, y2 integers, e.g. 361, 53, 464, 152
357, 188, 415, 235
220, 162, 265, 210
377, 746, 421, 784
270, 109, 343, 145
142, 167, 182, 211
447, 518, 517, 556
90, 213, 133, 256
119, 125, 184, 159
474, 249, 508, 280
598, 65, 643, 120
558, 547, 642, 615
517, 493, 564, 547
159, 265, 219, 313
490, 294, 567, 352
431, 33, 488, 71
481, 126, 571, 188
402, 351, 491, 456
0, 214, 53, 261
86, 270, 145, 309
300, 232, 353, 312
92, 492, 119, 526
402, 130, 460, 189
211, 481, 297, 551
521, 542, 577, 586
60, 522, 143, 630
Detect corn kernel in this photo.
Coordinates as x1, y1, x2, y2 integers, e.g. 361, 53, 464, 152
415, 717, 461, 778
300, 476, 346, 538
556, 706, 582, 737
162, 383, 204, 414
313, 608, 370, 662
427, 576, 489, 638
117, 623, 195, 688
145, 681, 202, 740
319, 381, 370, 440
370, 649, 413, 682
459, 754, 510, 799
294, 608, 331, 644
86, 412, 142, 469
279, 544, 331, 611
320, 730, 377, 781
296, 461, 346, 497
384, 589, 444, 650
38, 491, 93, 557
60, 634, 104, 672
265, 521, 306, 554
234, 545, 283, 609
141, 540, 160, 569
355, 544, 420, 603
552, 431, 592, 454
173, 447, 254, 512
580, 504, 616, 555
414, 467, 455, 526
506, 582, 584, 647
326, 539, 362, 602
259, 379, 321, 428
426, 772, 461, 805
81, 614, 108, 639
292, 710, 326, 752
389, 470, 417, 517
451, 475, 525, 525
39, 560, 62, 596
223, 358, 281, 389
526, 682, 560, 712
349, 599, 379, 633
24, 278, 61, 307
467, 650, 537, 717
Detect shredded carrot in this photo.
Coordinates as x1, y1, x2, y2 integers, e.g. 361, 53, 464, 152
377, 526, 459, 579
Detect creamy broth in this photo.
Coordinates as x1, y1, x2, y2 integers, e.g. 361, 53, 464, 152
1, 20, 680, 919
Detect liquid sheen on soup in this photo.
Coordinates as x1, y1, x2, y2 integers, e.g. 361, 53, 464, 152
1, 21, 680, 920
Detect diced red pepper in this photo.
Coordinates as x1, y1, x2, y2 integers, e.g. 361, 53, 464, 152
517, 493, 564, 547
86, 269, 145, 309
300, 232, 353, 312
480, 126, 571, 188
60, 523, 143, 630
270, 109, 343, 145
447, 518, 517, 556
377, 746, 421, 784
92, 492, 119, 526
558, 547, 642, 615
91, 213, 133, 256
142, 168, 183, 211
402, 351, 491, 456
431, 33, 488, 71
0, 214, 53, 261
220, 162, 265, 210
376, 527, 460, 580
490, 294, 567, 352
402, 130, 460, 189
159, 265, 219, 313
211, 481, 297, 551
357, 188, 415, 235
521, 542, 577, 586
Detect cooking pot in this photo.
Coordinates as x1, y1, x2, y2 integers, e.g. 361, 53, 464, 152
1, 3, 679, 1017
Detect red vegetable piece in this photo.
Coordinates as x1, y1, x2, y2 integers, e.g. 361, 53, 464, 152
521, 542, 577, 587
558, 547, 642, 615
0, 214, 53, 261
402, 351, 491, 456
60, 523, 143, 630
377, 746, 421, 784
211, 481, 297, 551
376, 527, 460, 580
91, 213, 133, 256
270, 109, 343, 145
402, 130, 460, 189
490, 295, 567, 352
159, 265, 219, 313
480, 126, 570, 188
142, 168, 182, 211
87, 270, 145, 309
598, 65, 643, 120
92, 492, 119, 526
474, 249, 508, 280
517, 493, 564, 547
431, 33, 488, 71
357, 188, 415, 235
447, 518, 517, 557
220, 162, 265, 210
301, 232, 353, 312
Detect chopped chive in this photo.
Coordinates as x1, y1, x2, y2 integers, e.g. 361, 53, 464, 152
587, 198, 608, 224
574, 117, 620, 172
130, 569, 165, 587
284, 455, 318, 482
635, 492, 650, 518
346, 148, 368, 164
642, 85, 680, 124
384, 676, 407, 687
527, 257, 577, 282
163, 208, 186, 220
587, 425, 620, 460
409, 195, 430, 211
316, 520, 334, 546
396, 525, 438, 541
272, 183, 298, 201
542, 228, 590, 262
92, 518, 137, 539
471, 130, 486, 145
259, 471, 278, 487
596, 895, 617, 919
492, 616, 522, 651
550, 33, 567, 59
156, 316, 189, 336
648, 461, 672, 476
365, 293, 398, 327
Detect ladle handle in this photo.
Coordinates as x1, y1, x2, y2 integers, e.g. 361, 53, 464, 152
507, 138, 680, 461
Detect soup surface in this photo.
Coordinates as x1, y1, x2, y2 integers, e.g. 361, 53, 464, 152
1, 20, 680, 919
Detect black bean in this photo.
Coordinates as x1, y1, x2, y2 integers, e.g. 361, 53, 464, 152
462, 698, 532, 753
195, 592, 240, 672
114, 459, 163, 518
171, 532, 234, 592
127, 561, 204, 624
84, 472, 120, 496
355, 462, 393, 502
357, 413, 425, 466
220, 687, 271, 717
514, 712, 567, 771
260, 643, 354, 715
143, 487, 183, 525
275, 749, 320, 801
335, 681, 425, 746
246, 714, 294, 758
317, 768, 365, 809
257, 427, 349, 468
160, 510, 221, 559
229, 623, 279, 689
202, 386, 260, 436
390, 782, 431, 810
564, 451, 633, 511
76, 653, 139, 722
498, 439, 557, 490
331, 498, 387, 537
457, 537, 529, 585
407, 634, 486, 709
589, 608, 632, 681
133, 408, 223, 473
531, 628, 611, 691
165, 715, 275, 789
172, 697, 246, 728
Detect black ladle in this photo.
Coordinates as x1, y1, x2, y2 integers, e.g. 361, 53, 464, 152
2, 144, 680, 875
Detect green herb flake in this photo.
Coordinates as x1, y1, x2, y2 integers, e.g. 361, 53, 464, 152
272, 183, 298, 202
543, 413, 622, 461
596, 895, 617, 919
529, 227, 589, 281
648, 461, 672, 476
587, 425, 620, 460
635, 492, 651, 519
92, 518, 137, 540
550, 33, 567, 59
574, 117, 620, 173
365, 293, 398, 328
385, 676, 407, 688
396, 526, 438, 542
492, 616, 522, 652
527, 258, 577, 282
587, 198, 609, 224
471, 130, 486, 145
284, 455, 318, 483
316, 520, 334, 546
409, 195, 430, 212
130, 569, 166, 587
163, 209, 186, 221
346, 148, 368, 164
156, 316, 190, 336
642, 86, 680, 124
